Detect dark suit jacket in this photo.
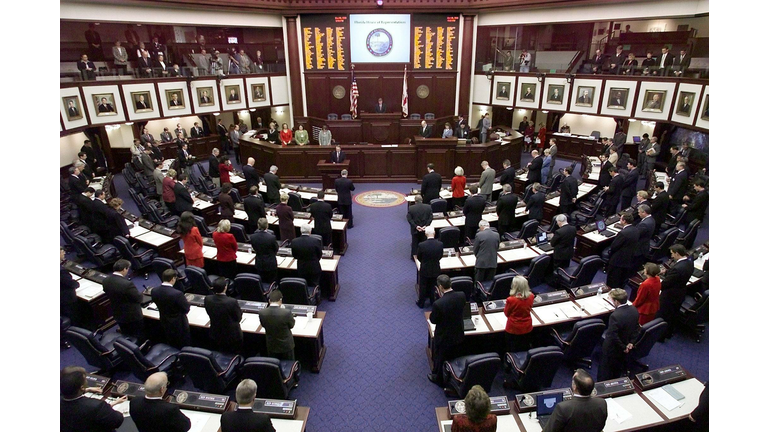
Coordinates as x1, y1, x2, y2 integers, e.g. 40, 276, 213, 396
603, 304, 640, 355
249, 229, 278, 272
330, 150, 346, 163
104, 207, 130, 243
243, 194, 266, 230
525, 191, 545, 221
263, 172, 281, 204
608, 225, 639, 268
276, 203, 295, 240
550, 224, 577, 262
419, 125, 433, 137
258, 305, 295, 354
177, 148, 189, 169
660, 258, 694, 310
191, 126, 204, 137
657, 52, 674, 68
605, 174, 624, 210
174, 182, 194, 213
650, 191, 670, 229
528, 156, 543, 184
374, 103, 387, 113
207, 155, 220, 178
130, 397, 191, 432
243, 164, 260, 190
72, 193, 96, 230
334, 177, 355, 205
463, 195, 486, 232
69, 174, 87, 196
498, 167, 516, 186
668, 170, 689, 201
421, 171, 443, 203
221, 408, 275, 432
291, 234, 323, 279
559, 175, 579, 207
218, 192, 235, 220
598, 161, 613, 188
309, 200, 333, 234
204, 294, 243, 348
87, 198, 109, 234
636, 216, 656, 257
417, 238, 444, 278
542, 396, 608, 432
103, 274, 143, 324
61, 267, 80, 311
61, 395, 124, 432
621, 168, 639, 200
496, 193, 519, 226
686, 190, 708, 222
429, 290, 465, 348
474, 228, 500, 269
407, 203, 433, 235
151, 284, 190, 344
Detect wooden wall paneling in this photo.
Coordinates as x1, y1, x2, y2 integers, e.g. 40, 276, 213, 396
390, 148, 418, 179
458, 15, 475, 116
361, 149, 389, 178
285, 16, 304, 119
305, 75, 330, 117
434, 75, 458, 117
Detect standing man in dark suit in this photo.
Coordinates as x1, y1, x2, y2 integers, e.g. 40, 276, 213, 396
330, 145, 346, 163
602, 167, 624, 216
176, 143, 191, 173
498, 159, 515, 187
374, 97, 387, 113
264, 165, 281, 204
243, 157, 260, 191
656, 46, 673, 75
173, 174, 195, 213
191, 122, 205, 138
656, 244, 695, 340
102, 260, 145, 340
559, 166, 579, 217
550, 214, 576, 270
249, 218, 279, 284
605, 213, 639, 289
68, 166, 88, 196
81, 139, 99, 174
243, 186, 266, 233
258, 290, 296, 360
666, 146, 680, 177
683, 180, 708, 223
407, 195, 433, 257
650, 182, 670, 233
130, 372, 191, 432
308, 191, 333, 246
598, 288, 640, 381
291, 224, 323, 287
673, 48, 690, 77
596, 153, 613, 188
474, 221, 500, 284
620, 159, 639, 210
151, 270, 191, 349
217, 119, 230, 154
427, 275, 466, 386
525, 183, 545, 221
335, 169, 355, 228
613, 129, 627, 157
221, 379, 276, 432
543, 369, 607, 432
635, 205, 655, 265
416, 226, 443, 308
462, 186, 486, 240
421, 163, 442, 204
205, 279, 243, 354
668, 162, 689, 205
60, 366, 125, 432
496, 184, 519, 237
419, 120, 433, 138
455, 114, 468, 131
207, 148, 221, 186
526, 150, 543, 185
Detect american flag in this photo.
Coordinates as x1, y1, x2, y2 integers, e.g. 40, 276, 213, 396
350, 66, 359, 119
401, 65, 409, 118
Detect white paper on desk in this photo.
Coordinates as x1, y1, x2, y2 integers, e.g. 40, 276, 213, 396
645, 387, 684, 411
560, 304, 584, 319
606, 397, 632, 424
112, 399, 131, 417
183, 410, 215, 432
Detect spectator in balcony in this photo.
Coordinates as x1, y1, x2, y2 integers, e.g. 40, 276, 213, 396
138, 49, 153, 78
608, 45, 625, 74
621, 53, 638, 75
228, 48, 241, 74
442, 122, 454, 139
642, 51, 655, 75
196, 49, 211, 73
125, 24, 141, 58
211, 51, 224, 76
657, 46, 673, 75
280, 123, 293, 146
84, 23, 103, 60
150, 36, 166, 59
590, 49, 606, 74
254, 50, 265, 72
155, 54, 170, 77
519, 49, 531, 73
136, 42, 150, 62
77, 54, 96, 81
169, 64, 182, 77
674, 49, 690, 77
295, 124, 309, 145
237, 49, 253, 73
112, 41, 128, 75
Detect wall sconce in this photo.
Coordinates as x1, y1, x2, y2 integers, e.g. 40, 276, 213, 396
485, 70, 495, 81
565, 74, 575, 84
536, 73, 545, 83
376, 0, 383, 6
213, 112, 220, 116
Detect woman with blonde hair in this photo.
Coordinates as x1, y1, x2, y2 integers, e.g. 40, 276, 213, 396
451, 166, 467, 207
503, 276, 534, 353
450, 385, 497, 431
213, 219, 238, 279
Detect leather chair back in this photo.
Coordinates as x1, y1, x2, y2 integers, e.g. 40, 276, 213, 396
239, 357, 301, 399
444, 353, 501, 398
114, 336, 157, 380
234, 273, 267, 302
630, 318, 668, 362
177, 347, 230, 394
229, 188, 242, 203
439, 226, 461, 249
524, 254, 552, 289
327, 113, 338, 120
509, 346, 564, 392
410, 113, 421, 120
450, 276, 474, 302
185, 266, 215, 295
425, 113, 436, 120
488, 273, 516, 301
152, 258, 189, 290
569, 255, 603, 288
517, 220, 540, 240
73, 234, 119, 268
675, 219, 700, 250
287, 192, 303, 211
229, 223, 248, 243
560, 319, 605, 363
522, 183, 534, 202
114, 236, 140, 266
278, 277, 316, 305
193, 215, 213, 237
430, 198, 448, 214
549, 173, 564, 192
649, 227, 680, 262
64, 326, 121, 371
341, 114, 352, 120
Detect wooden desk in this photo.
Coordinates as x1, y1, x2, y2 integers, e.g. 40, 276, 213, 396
127, 223, 182, 264
316, 160, 349, 190
69, 269, 114, 331
573, 223, 622, 261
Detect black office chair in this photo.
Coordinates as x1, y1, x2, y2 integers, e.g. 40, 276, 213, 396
424, 113, 436, 120
113, 236, 157, 279
278, 277, 319, 306
439, 226, 461, 249
72, 234, 121, 269
662, 206, 687, 230
151, 258, 190, 291
146, 204, 180, 228
674, 219, 701, 250
542, 173, 564, 193
238, 357, 301, 399
571, 195, 605, 226
506, 219, 539, 241
177, 347, 243, 394
476, 272, 515, 302
556, 255, 603, 289
229, 187, 243, 204
229, 223, 248, 243
60, 222, 101, 257
64, 326, 136, 373
193, 215, 215, 238
521, 183, 534, 202
430, 198, 448, 214
627, 318, 668, 374
340, 114, 353, 120
504, 346, 564, 392
287, 192, 304, 212
410, 113, 421, 120
538, 216, 559, 234
113, 336, 180, 382
61, 316, 71, 348
551, 318, 606, 368
327, 113, 338, 120
509, 254, 552, 291
450, 276, 474, 302
233, 273, 269, 302
443, 353, 501, 398
676, 290, 708, 343
185, 266, 221, 296
648, 227, 681, 263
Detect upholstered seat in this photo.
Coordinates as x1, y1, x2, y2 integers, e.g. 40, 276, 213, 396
443, 353, 501, 398
556, 255, 603, 289
551, 318, 605, 368
239, 357, 301, 399
177, 347, 243, 394
504, 346, 564, 392
475, 272, 515, 302
279, 277, 319, 306
114, 336, 179, 381
65, 326, 137, 372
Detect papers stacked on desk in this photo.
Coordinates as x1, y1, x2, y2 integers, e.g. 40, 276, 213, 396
645, 387, 684, 411
128, 225, 150, 237
606, 398, 633, 424
576, 294, 615, 315
76, 279, 104, 300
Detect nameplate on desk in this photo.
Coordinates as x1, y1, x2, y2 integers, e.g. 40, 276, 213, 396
86, 271, 108, 283
86, 374, 111, 393
533, 290, 571, 305
433, 212, 446, 220
120, 210, 140, 222
286, 304, 318, 316
252, 398, 297, 419
171, 390, 228, 413
483, 206, 497, 214
499, 240, 525, 251
515, 389, 572, 412
331, 214, 343, 221
294, 211, 311, 219
300, 186, 322, 193
515, 169, 528, 176
184, 293, 206, 307
196, 193, 212, 202
570, 282, 606, 298
604, 214, 621, 225
546, 191, 561, 200
469, 302, 479, 315
581, 222, 597, 233
449, 396, 509, 418
612, 222, 626, 231
139, 219, 155, 230
442, 248, 458, 257
64, 261, 89, 276
447, 210, 463, 218
321, 249, 334, 259
691, 267, 705, 278
202, 237, 216, 247
381, 144, 398, 148
634, 365, 689, 390
152, 225, 176, 236
110, 380, 146, 399
238, 300, 266, 313
594, 377, 635, 398
483, 300, 505, 313
282, 184, 300, 191
277, 247, 292, 257
237, 244, 253, 253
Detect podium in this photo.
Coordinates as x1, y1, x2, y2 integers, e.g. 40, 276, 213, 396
317, 160, 349, 190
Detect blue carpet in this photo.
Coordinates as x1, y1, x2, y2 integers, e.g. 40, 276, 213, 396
61, 156, 708, 431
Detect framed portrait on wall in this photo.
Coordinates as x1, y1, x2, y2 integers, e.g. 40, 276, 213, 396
225, 85, 241, 104
676, 91, 695, 117
197, 87, 214, 106
251, 84, 266, 102
547, 85, 564, 104
93, 93, 117, 116
642, 90, 666, 112
575, 86, 595, 107
496, 82, 511, 100
520, 83, 536, 102
131, 91, 153, 113
606, 87, 629, 109
63, 96, 83, 121
701, 95, 709, 121
165, 89, 185, 109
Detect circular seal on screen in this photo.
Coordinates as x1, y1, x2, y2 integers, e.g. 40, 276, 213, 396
354, 190, 406, 208
366, 28, 393, 57
455, 400, 466, 413
521, 394, 535, 407
591, 388, 598, 397
417, 85, 430, 99
117, 382, 129, 394
185, 294, 194, 302
175, 391, 188, 403
332, 85, 346, 100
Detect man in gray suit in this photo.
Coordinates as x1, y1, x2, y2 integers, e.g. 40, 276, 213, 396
480, 113, 491, 143
139, 148, 155, 177
548, 138, 558, 172
478, 160, 496, 202
473, 220, 500, 284
644, 136, 661, 175
258, 290, 296, 360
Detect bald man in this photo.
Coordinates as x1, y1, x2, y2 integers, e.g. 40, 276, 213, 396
129, 372, 190, 432
243, 156, 260, 190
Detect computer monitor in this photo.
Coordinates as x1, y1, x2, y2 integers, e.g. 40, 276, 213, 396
536, 392, 563, 417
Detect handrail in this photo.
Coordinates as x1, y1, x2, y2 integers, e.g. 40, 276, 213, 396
565, 51, 584, 74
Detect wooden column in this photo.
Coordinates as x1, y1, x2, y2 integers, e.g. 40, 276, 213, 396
458, 14, 476, 117
284, 16, 304, 120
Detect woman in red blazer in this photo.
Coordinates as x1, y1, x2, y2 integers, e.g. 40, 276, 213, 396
537, 122, 547, 149
451, 166, 467, 208
162, 169, 177, 214
279, 123, 293, 146
213, 219, 238, 279
218, 157, 233, 184
177, 211, 204, 268
634, 262, 662, 325
504, 276, 535, 353
451, 385, 497, 432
